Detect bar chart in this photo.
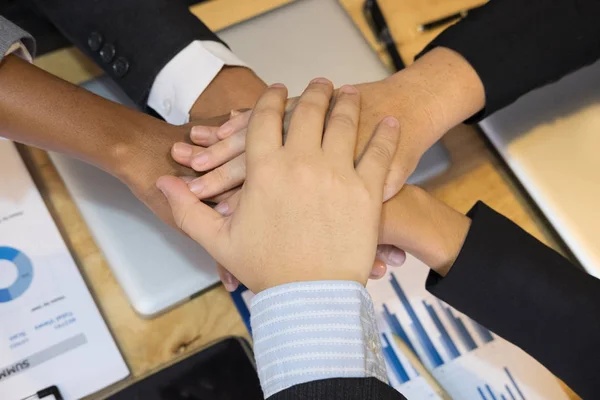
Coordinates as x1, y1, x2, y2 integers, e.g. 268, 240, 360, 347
367, 255, 570, 400
477, 367, 526, 400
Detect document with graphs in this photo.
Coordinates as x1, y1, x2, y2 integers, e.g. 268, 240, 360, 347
231, 254, 571, 399
0, 141, 129, 399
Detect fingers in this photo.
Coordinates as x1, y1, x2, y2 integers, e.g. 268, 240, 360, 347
206, 186, 241, 206
171, 142, 206, 168
187, 154, 246, 199
218, 263, 240, 292
156, 176, 222, 251
218, 109, 252, 139
370, 259, 388, 279
376, 245, 406, 266
190, 125, 221, 146
322, 85, 361, 164
285, 78, 334, 151
246, 84, 287, 164
356, 116, 401, 198
190, 129, 246, 172
382, 150, 419, 201
214, 190, 241, 217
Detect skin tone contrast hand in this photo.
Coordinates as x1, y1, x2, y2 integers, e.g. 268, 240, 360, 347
171, 47, 486, 205
157, 79, 401, 292
0, 55, 266, 227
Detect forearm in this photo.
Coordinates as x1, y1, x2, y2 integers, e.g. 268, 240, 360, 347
354, 47, 485, 161
379, 185, 471, 276
189, 66, 266, 119
0, 55, 159, 175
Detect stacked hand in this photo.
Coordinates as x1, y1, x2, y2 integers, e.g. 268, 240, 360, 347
157, 79, 400, 292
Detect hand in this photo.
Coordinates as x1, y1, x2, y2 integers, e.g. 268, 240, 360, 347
111, 114, 232, 226
157, 79, 400, 292
175, 47, 485, 203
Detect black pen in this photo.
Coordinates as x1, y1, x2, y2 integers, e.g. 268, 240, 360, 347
418, 10, 469, 32
363, 0, 405, 71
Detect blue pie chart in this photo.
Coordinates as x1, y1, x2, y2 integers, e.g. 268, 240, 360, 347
0, 247, 33, 303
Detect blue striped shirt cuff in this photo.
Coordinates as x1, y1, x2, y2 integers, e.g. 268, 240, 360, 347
250, 281, 387, 398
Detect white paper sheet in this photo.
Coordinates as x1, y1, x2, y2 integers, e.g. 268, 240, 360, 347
0, 141, 129, 399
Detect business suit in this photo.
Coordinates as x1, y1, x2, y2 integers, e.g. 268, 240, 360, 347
268, 203, 598, 399
0, 15, 34, 61
2, 0, 223, 108
421, 0, 600, 122
35, 0, 222, 108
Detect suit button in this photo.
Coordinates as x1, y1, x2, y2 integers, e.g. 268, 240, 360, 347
88, 32, 103, 52
112, 57, 130, 78
99, 44, 116, 63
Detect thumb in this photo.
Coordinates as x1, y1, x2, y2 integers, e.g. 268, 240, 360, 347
156, 176, 223, 252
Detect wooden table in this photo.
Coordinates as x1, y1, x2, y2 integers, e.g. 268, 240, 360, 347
24, 0, 578, 398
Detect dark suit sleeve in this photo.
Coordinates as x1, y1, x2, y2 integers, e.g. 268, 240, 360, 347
270, 377, 406, 400
426, 202, 600, 399
419, 0, 600, 121
31, 0, 224, 107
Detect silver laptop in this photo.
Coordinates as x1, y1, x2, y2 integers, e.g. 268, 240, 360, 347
51, 0, 451, 317
480, 60, 600, 277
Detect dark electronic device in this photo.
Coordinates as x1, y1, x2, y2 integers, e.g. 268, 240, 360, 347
363, 0, 405, 71
109, 337, 262, 400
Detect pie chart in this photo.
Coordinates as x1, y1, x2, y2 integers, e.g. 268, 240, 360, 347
0, 247, 33, 303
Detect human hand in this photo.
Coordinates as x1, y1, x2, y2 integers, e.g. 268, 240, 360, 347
112, 114, 232, 227
176, 47, 485, 204
157, 79, 400, 293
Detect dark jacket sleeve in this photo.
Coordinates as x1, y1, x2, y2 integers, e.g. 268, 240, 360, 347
420, 0, 600, 121
270, 377, 406, 400
31, 0, 224, 108
426, 202, 600, 399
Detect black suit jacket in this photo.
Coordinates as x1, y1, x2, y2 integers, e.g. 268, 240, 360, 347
271, 203, 598, 399
421, 0, 600, 121
3, 0, 220, 107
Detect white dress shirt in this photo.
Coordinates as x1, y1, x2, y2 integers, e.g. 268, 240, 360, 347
5, 41, 33, 62
147, 40, 247, 125
250, 281, 388, 398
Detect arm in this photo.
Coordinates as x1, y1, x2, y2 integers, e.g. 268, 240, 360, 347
178, 0, 600, 201
421, 0, 600, 121
0, 54, 212, 224
158, 80, 407, 399
30, 0, 266, 123
380, 189, 599, 399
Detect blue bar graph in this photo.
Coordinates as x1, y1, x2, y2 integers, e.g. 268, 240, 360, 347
383, 304, 418, 356
381, 333, 410, 384
477, 368, 525, 400
389, 274, 444, 368
505, 385, 516, 400
472, 320, 495, 344
423, 300, 460, 360
478, 387, 488, 400
438, 299, 478, 351
486, 384, 498, 400
505, 367, 525, 400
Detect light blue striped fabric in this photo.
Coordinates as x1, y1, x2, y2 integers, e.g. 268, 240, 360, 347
250, 281, 388, 398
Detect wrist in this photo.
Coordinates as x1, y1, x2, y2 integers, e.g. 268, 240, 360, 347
189, 66, 266, 119
380, 186, 471, 276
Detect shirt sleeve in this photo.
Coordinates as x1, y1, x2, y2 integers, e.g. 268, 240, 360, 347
418, 0, 600, 122
0, 16, 36, 62
250, 281, 388, 399
147, 40, 248, 125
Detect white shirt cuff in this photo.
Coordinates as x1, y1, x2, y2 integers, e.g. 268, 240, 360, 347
250, 281, 388, 398
5, 42, 33, 63
147, 40, 247, 125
